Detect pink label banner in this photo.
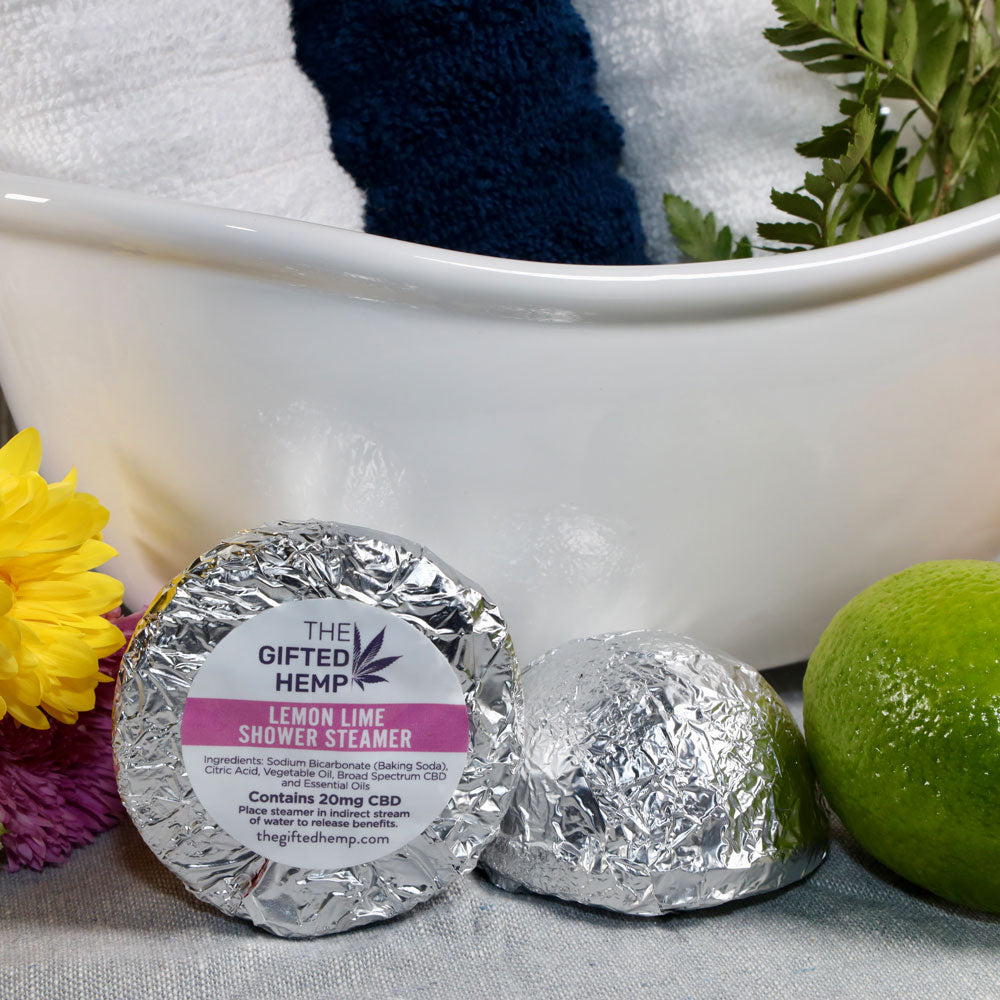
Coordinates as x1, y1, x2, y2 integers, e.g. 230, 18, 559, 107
182, 698, 469, 754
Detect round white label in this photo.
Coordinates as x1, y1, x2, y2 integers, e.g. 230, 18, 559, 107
180, 598, 469, 868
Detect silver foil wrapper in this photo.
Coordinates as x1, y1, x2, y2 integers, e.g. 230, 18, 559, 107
480, 631, 827, 915
113, 520, 522, 937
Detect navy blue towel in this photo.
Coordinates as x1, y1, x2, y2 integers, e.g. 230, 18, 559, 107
291, 0, 648, 265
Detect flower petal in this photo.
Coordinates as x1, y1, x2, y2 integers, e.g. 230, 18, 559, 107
13, 572, 124, 618
0, 428, 41, 477
3, 699, 49, 729
32, 638, 102, 678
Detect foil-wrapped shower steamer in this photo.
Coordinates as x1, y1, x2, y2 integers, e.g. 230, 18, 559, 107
113, 521, 522, 937
480, 631, 827, 915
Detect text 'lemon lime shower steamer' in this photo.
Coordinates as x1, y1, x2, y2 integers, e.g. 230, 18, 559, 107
112, 521, 523, 937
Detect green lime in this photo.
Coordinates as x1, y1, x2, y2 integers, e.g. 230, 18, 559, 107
803, 560, 1000, 912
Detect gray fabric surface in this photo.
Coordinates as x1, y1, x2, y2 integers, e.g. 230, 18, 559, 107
2, 667, 998, 999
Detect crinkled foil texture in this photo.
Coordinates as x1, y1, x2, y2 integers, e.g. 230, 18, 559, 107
113, 521, 522, 937
480, 631, 827, 915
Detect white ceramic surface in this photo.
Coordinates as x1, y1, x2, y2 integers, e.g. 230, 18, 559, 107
0, 171, 999, 667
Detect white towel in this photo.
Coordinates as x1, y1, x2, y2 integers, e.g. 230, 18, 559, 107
573, 0, 845, 262
0, 0, 363, 230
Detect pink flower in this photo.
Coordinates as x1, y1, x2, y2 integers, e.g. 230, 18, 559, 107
0, 609, 143, 871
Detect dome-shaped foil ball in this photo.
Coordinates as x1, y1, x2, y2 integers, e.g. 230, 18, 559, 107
480, 631, 827, 915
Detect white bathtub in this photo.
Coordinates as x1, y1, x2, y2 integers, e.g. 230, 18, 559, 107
1, 171, 998, 667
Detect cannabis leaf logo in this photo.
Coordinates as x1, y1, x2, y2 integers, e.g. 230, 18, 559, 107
351, 625, 400, 690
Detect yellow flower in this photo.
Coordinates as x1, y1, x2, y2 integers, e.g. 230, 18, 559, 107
0, 428, 124, 729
